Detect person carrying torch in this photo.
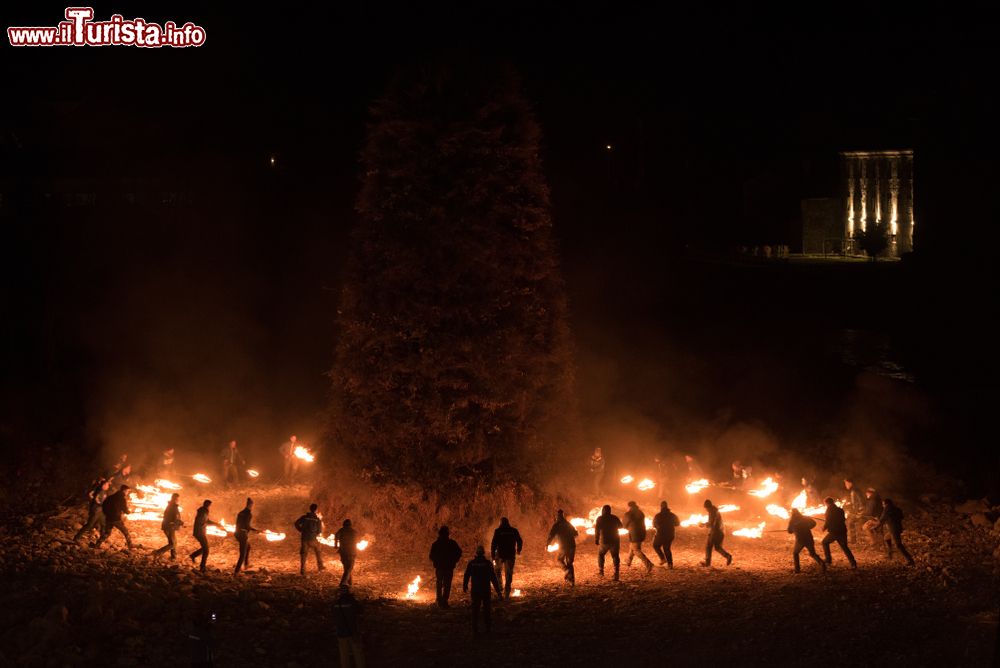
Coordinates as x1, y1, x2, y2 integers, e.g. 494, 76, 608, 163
546, 510, 578, 585
700, 499, 732, 567
93, 484, 133, 551
189, 500, 221, 573
153, 493, 184, 560
294, 503, 325, 575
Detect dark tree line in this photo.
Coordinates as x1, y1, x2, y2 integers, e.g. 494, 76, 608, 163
327, 63, 576, 492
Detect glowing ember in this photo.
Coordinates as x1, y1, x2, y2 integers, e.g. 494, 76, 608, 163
637, 478, 655, 491
802, 504, 827, 517
644, 517, 653, 530
620, 475, 634, 484
220, 519, 237, 533
317, 533, 337, 547
511, 589, 523, 597
263, 530, 286, 542
126, 510, 163, 522
732, 522, 766, 538
293, 445, 315, 463
685, 478, 710, 494
569, 517, 588, 529
766, 504, 790, 520
206, 525, 228, 537
193, 473, 211, 484
680, 513, 708, 527
246, 469, 260, 478
747, 476, 779, 498
718, 504, 741, 513
154, 478, 182, 490
405, 575, 422, 599
547, 543, 559, 553
617, 528, 629, 536
356, 540, 369, 551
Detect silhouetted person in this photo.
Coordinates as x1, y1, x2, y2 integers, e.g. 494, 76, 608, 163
623, 501, 654, 573
546, 510, 578, 585
490, 517, 523, 599
429, 526, 463, 607
862, 487, 884, 547
189, 500, 220, 572
335, 519, 358, 586
877, 499, 915, 565
94, 484, 133, 550
220, 440, 244, 487
463, 545, 502, 635
589, 447, 606, 496
700, 499, 732, 567
279, 434, 301, 482
821, 497, 857, 569
334, 585, 366, 667
652, 500, 680, 567
594, 504, 623, 580
153, 493, 183, 560
74, 476, 110, 543
787, 508, 826, 573
233, 497, 260, 575
295, 503, 325, 574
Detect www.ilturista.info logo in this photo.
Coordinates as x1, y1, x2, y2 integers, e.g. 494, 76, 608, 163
7, 7, 206, 48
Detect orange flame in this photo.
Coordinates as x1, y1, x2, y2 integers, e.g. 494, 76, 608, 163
546, 543, 559, 553
154, 478, 182, 490
263, 530, 286, 542
718, 504, 741, 513
732, 522, 766, 538
766, 504, 790, 520
685, 478, 710, 494
746, 476, 779, 498
620, 475, 634, 484
680, 513, 708, 527
405, 575, 422, 599
192, 473, 211, 484
293, 445, 315, 463
637, 478, 655, 491
206, 525, 228, 537
246, 469, 260, 478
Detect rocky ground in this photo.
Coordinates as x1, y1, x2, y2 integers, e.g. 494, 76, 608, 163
1, 484, 998, 667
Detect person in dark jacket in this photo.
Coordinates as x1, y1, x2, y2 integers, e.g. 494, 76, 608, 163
652, 500, 680, 567
546, 510, 578, 585
594, 504, 623, 580
463, 545, 502, 634
295, 503, 325, 574
333, 584, 365, 667
821, 497, 857, 569
189, 500, 221, 572
335, 519, 358, 587
233, 497, 260, 575
490, 517, 523, 599
94, 484, 133, 550
429, 526, 463, 607
787, 508, 826, 573
153, 493, 184, 560
700, 499, 732, 567
877, 499, 915, 565
862, 487, 884, 547
74, 476, 110, 543
623, 501, 654, 573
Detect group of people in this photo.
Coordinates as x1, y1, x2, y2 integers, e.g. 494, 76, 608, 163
221, 435, 310, 486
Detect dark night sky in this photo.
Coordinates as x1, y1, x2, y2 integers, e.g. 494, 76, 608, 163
2, 4, 998, 485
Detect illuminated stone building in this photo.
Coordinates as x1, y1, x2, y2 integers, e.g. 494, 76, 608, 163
841, 150, 915, 256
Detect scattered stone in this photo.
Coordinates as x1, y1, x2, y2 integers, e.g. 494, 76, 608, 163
955, 499, 989, 515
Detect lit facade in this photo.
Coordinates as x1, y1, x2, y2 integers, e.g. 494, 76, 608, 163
841, 150, 914, 256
